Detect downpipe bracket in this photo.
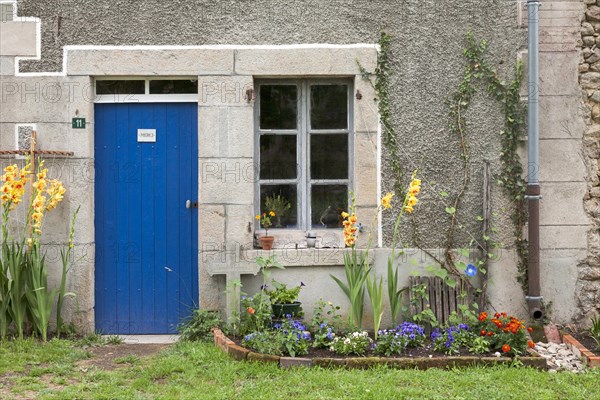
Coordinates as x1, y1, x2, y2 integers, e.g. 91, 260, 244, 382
524, 195, 542, 200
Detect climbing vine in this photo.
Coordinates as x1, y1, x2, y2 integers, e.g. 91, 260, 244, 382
359, 32, 406, 196
366, 31, 529, 296
456, 32, 528, 291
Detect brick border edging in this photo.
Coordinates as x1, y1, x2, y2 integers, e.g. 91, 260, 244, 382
562, 334, 600, 368
212, 329, 547, 370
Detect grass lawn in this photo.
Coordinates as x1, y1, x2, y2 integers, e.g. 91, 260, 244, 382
1, 338, 599, 399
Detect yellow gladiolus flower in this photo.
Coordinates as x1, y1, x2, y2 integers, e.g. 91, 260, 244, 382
381, 192, 394, 209
341, 211, 349, 219
31, 212, 43, 222
349, 214, 357, 223
404, 205, 414, 213
407, 196, 418, 207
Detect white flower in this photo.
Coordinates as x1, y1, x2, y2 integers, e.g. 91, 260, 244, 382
344, 338, 351, 345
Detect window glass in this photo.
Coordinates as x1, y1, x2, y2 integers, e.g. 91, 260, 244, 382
149, 80, 198, 94
311, 185, 348, 228
310, 85, 348, 129
260, 135, 297, 180
260, 185, 298, 228
310, 134, 348, 180
96, 80, 145, 95
260, 85, 298, 130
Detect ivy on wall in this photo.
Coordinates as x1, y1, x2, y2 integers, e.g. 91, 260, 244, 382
368, 31, 529, 296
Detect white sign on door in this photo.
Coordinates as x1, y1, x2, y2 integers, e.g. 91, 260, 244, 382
137, 129, 156, 143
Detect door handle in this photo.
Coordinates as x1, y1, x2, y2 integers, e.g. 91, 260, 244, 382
185, 200, 198, 209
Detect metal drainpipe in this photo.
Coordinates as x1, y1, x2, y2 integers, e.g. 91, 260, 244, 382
526, 0, 544, 321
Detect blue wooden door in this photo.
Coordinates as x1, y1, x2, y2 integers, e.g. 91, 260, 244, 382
94, 103, 198, 334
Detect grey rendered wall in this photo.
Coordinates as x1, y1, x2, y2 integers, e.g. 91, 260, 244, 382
6, 0, 591, 326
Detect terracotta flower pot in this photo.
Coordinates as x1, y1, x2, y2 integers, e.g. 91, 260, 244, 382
259, 236, 275, 250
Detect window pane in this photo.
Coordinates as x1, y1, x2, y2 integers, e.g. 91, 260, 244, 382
260, 185, 297, 228
311, 185, 348, 228
260, 135, 297, 179
310, 134, 348, 179
96, 80, 145, 95
149, 80, 198, 94
260, 85, 297, 130
310, 85, 348, 129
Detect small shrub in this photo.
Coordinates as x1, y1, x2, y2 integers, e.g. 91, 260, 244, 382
473, 312, 530, 356
469, 336, 491, 354
240, 292, 271, 334
431, 324, 472, 355
273, 317, 311, 357
243, 331, 282, 356
243, 317, 311, 357
312, 322, 336, 349
266, 280, 303, 304
329, 331, 372, 356
178, 309, 222, 342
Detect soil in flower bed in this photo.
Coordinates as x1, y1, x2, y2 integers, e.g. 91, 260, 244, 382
231, 337, 513, 359
564, 329, 600, 356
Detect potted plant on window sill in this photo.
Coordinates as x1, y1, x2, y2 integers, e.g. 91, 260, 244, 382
256, 210, 276, 250
266, 280, 304, 318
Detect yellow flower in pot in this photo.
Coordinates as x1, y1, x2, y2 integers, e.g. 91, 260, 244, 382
255, 210, 276, 250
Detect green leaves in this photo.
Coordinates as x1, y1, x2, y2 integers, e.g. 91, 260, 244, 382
331, 249, 370, 329
445, 207, 456, 215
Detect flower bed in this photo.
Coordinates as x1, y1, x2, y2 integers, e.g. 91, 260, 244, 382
563, 334, 600, 368
212, 328, 547, 370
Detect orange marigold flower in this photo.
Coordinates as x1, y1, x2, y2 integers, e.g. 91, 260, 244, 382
247, 307, 255, 315
528, 340, 535, 349
478, 312, 488, 322
487, 331, 494, 337
501, 344, 511, 353
480, 330, 487, 336
527, 327, 533, 333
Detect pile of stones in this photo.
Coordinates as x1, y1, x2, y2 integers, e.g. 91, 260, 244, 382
533, 342, 585, 372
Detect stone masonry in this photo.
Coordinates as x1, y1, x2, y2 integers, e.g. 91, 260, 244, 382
579, 0, 600, 326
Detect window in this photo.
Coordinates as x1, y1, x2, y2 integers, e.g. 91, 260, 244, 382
94, 78, 199, 103
255, 80, 353, 231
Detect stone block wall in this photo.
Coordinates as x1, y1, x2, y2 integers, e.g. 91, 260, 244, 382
578, 0, 600, 326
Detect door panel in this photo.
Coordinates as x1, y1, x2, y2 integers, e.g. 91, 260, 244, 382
94, 103, 198, 334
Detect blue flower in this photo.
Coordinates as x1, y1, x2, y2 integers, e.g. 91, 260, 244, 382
326, 332, 334, 340
458, 324, 469, 331
320, 323, 327, 329
465, 263, 477, 277
274, 323, 282, 330
431, 329, 441, 341
300, 282, 306, 287
301, 332, 311, 340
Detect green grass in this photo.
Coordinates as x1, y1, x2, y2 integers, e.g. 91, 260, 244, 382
1, 339, 599, 399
